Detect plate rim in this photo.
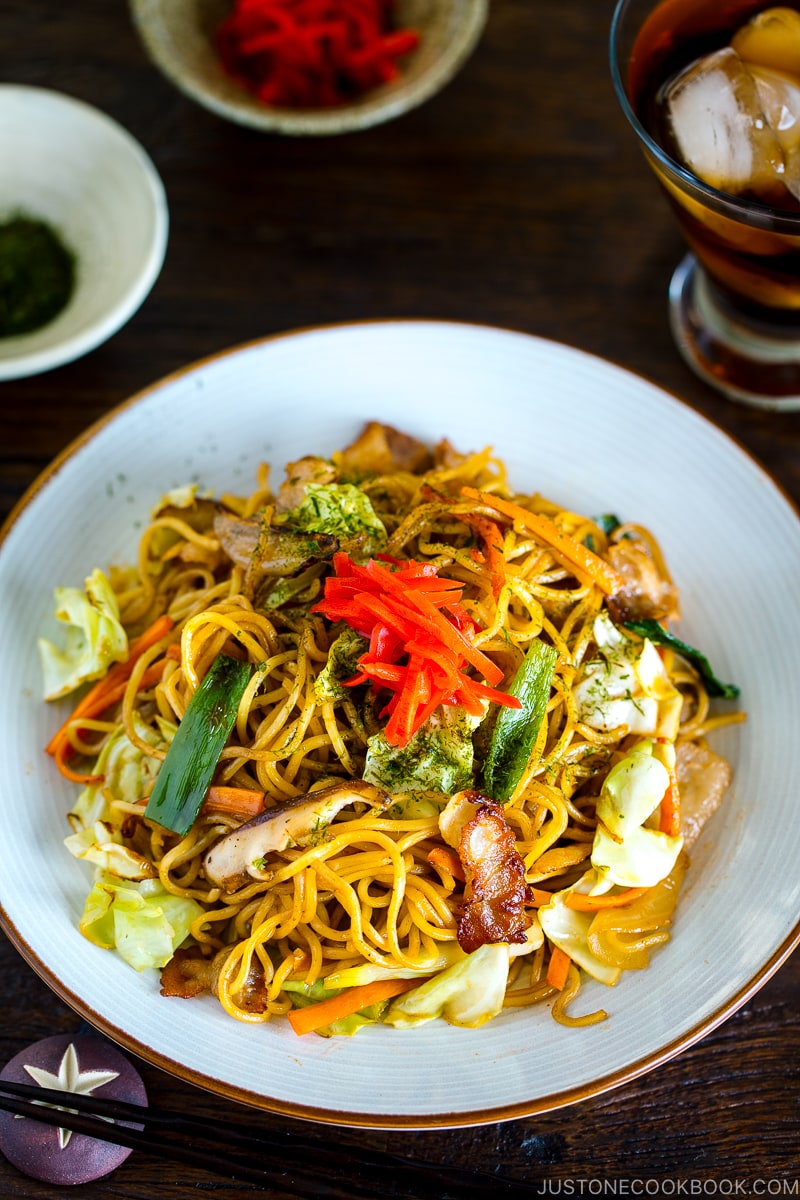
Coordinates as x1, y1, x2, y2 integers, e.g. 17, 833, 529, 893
1, 896, 797, 1128
2, 318, 799, 1129
5, 316, 798, 531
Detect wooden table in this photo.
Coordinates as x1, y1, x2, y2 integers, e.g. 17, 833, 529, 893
1, 2, 798, 1196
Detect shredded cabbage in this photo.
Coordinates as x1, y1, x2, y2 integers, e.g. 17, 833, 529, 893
574, 613, 682, 739
383, 942, 512, 1029
281, 980, 388, 1037
78, 873, 203, 972
282, 482, 387, 558
38, 568, 128, 700
153, 484, 198, 512
313, 628, 368, 702
144, 485, 202, 559
384, 792, 444, 820
596, 740, 669, 837
592, 823, 684, 889
66, 822, 157, 880
68, 717, 173, 832
539, 885, 622, 986
591, 740, 684, 888
364, 706, 479, 794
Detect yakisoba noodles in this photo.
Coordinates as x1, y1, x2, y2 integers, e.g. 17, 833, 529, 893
40, 423, 743, 1036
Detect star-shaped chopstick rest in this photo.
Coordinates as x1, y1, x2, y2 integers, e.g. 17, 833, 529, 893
0, 1033, 147, 1185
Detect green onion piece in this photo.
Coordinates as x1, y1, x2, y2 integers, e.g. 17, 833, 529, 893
145, 653, 255, 835
584, 514, 620, 553
623, 619, 740, 700
483, 638, 559, 803
592, 513, 621, 536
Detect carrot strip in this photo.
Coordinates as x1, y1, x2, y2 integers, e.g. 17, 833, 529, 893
46, 614, 175, 757
384, 584, 503, 685
461, 514, 507, 599
384, 654, 429, 746
530, 887, 555, 907
287, 977, 422, 1036
50, 659, 170, 781
461, 488, 626, 596
53, 738, 104, 786
201, 786, 266, 819
426, 846, 465, 881
658, 768, 681, 837
95, 660, 169, 710
546, 945, 572, 991
565, 887, 648, 912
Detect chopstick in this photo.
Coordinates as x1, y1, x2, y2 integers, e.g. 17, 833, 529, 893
0, 1080, 536, 1198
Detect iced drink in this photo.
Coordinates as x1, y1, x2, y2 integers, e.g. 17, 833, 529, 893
626, 1, 800, 316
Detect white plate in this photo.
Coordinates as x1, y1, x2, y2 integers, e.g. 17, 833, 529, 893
1, 321, 798, 1128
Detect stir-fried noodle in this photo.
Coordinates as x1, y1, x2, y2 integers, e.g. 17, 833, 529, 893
43, 423, 743, 1035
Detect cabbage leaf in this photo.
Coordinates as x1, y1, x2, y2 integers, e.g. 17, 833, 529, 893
281, 979, 389, 1037
78, 873, 202, 972
574, 612, 682, 739
69, 717, 173, 832
66, 822, 157, 880
39, 568, 128, 700
281, 483, 387, 559
591, 740, 683, 888
364, 706, 479, 794
539, 885, 622, 987
383, 942, 512, 1029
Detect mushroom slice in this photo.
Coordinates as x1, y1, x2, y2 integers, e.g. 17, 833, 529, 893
203, 780, 390, 891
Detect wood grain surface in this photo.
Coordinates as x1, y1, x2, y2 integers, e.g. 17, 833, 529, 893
1, 2, 798, 1197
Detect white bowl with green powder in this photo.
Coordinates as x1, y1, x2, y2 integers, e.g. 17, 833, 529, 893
0, 86, 168, 380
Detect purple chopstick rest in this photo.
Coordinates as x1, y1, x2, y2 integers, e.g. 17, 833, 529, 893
0, 1033, 148, 1185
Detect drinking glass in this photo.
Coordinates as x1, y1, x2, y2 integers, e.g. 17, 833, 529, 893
610, 0, 800, 410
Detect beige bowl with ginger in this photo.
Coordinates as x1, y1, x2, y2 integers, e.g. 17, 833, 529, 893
129, 0, 489, 135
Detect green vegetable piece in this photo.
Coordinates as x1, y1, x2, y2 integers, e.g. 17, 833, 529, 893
364, 706, 478, 795
623, 619, 740, 700
282, 483, 387, 559
78, 873, 203, 972
585, 514, 621, 553
145, 653, 254, 835
38, 568, 129, 701
314, 628, 369, 702
483, 638, 558, 803
592, 513, 622, 536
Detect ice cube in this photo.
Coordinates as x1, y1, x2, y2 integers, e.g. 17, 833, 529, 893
750, 64, 800, 199
731, 6, 800, 78
666, 47, 784, 196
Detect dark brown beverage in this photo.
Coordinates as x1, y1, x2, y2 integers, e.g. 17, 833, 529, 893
627, 0, 800, 316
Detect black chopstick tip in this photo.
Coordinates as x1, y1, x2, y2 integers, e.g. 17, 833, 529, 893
0, 1033, 146, 1186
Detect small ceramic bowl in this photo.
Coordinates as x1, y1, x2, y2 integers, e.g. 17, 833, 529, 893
129, 0, 489, 135
0, 86, 168, 382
